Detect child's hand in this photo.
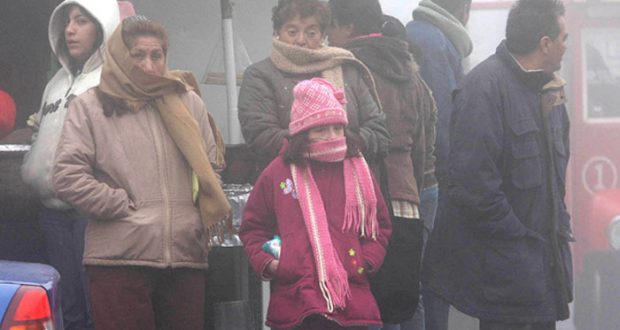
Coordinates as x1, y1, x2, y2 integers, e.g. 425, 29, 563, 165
266, 259, 279, 276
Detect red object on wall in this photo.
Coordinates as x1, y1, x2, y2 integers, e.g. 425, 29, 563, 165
0, 89, 16, 139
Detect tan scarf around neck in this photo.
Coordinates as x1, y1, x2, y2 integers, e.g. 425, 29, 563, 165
99, 24, 231, 237
270, 38, 381, 111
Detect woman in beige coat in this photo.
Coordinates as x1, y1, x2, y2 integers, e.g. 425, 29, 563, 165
52, 16, 229, 330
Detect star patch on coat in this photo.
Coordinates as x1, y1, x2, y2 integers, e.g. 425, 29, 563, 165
279, 178, 298, 199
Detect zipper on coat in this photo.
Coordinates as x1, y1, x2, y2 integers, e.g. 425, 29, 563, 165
148, 108, 173, 265
321, 314, 368, 327
539, 94, 571, 319
63, 71, 84, 99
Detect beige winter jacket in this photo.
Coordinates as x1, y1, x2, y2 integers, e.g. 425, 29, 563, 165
52, 89, 220, 269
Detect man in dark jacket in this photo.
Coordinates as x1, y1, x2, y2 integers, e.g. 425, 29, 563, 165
423, 1, 573, 329
405, 1, 473, 329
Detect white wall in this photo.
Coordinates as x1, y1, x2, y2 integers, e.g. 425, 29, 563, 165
380, 0, 420, 23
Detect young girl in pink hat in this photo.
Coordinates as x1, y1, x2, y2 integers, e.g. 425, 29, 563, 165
240, 78, 392, 330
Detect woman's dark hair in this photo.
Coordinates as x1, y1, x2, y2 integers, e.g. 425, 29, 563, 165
59, 5, 104, 72
97, 88, 131, 117
381, 14, 424, 62
329, 0, 383, 37
121, 16, 169, 55
272, 0, 331, 34
284, 127, 364, 164
506, 0, 565, 55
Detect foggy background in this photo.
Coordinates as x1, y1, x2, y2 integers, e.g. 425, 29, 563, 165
1, 0, 619, 329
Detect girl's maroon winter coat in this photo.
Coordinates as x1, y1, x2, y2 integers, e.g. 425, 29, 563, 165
239, 155, 392, 329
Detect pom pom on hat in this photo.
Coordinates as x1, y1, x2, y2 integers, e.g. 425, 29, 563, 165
289, 78, 348, 136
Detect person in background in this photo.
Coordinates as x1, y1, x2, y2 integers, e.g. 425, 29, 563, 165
238, 0, 390, 182
20, 1, 119, 328
51, 16, 230, 330
327, 1, 437, 329
423, 0, 573, 329
240, 78, 391, 330
405, 1, 472, 328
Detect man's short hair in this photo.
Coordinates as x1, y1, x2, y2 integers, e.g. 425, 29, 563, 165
506, 0, 565, 55
432, 0, 472, 19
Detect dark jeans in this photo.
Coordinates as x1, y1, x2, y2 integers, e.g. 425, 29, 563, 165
423, 185, 451, 330
423, 285, 450, 330
87, 266, 206, 330
479, 320, 556, 330
39, 207, 92, 330
410, 185, 440, 330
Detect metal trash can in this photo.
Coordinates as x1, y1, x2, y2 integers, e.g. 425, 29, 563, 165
205, 184, 262, 330
214, 300, 255, 330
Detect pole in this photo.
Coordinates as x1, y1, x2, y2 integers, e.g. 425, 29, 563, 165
221, 0, 242, 144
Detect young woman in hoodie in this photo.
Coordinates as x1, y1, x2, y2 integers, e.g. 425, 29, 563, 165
240, 78, 391, 330
20, 1, 120, 329
327, 1, 438, 329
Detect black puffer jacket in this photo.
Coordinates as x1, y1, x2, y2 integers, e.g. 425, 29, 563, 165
238, 58, 389, 179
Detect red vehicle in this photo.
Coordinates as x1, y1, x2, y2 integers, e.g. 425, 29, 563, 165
573, 189, 620, 330
565, 1, 620, 329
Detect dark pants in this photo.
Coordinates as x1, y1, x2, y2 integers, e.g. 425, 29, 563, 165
39, 207, 92, 330
423, 287, 450, 330
376, 186, 440, 330
479, 320, 556, 330
87, 266, 205, 330
370, 217, 424, 324
423, 185, 451, 330
410, 185, 440, 330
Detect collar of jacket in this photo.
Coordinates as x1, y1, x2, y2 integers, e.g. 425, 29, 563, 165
496, 40, 553, 93
344, 35, 415, 84
411, 0, 473, 58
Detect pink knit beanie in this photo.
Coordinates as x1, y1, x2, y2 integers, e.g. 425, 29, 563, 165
289, 78, 348, 136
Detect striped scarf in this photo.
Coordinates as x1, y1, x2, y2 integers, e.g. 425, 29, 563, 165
290, 137, 378, 312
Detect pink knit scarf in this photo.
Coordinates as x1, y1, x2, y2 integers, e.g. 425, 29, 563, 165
290, 137, 378, 312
